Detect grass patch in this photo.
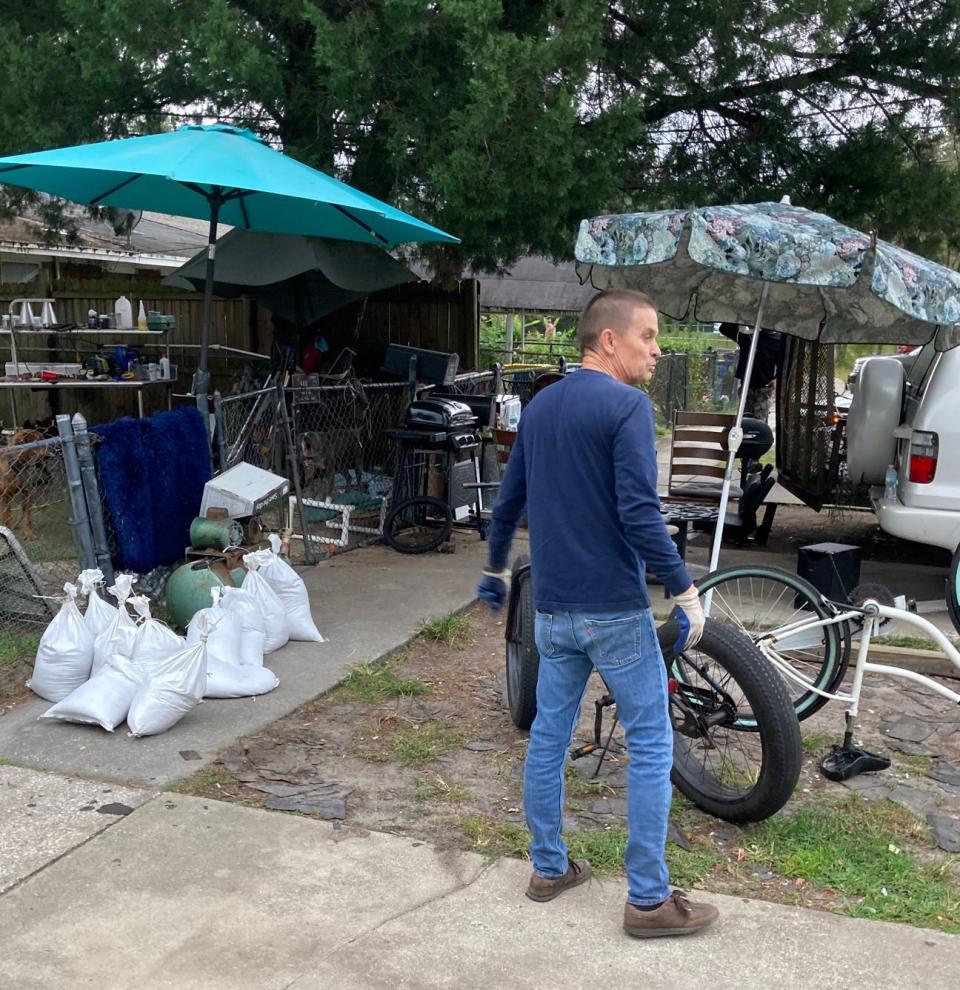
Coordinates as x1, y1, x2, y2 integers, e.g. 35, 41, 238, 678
747, 797, 960, 932
413, 773, 471, 803
418, 612, 471, 647
0, 630, 40, 667
336, 655, 430, 704
460, 815, 530, 857
564, 765, 616, 799
169, 765, 233, 796
800, 731, 835, 755
392, 722, 466, 766
458, 816, 722, 886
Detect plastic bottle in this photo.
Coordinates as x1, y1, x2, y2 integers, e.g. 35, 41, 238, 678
137, 301, 148, 331
159, 353, 171, 380
884, 464, 898, 501
114, 295, 133, 329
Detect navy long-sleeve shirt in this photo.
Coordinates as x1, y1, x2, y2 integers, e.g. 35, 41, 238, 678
487, 369, 691, 611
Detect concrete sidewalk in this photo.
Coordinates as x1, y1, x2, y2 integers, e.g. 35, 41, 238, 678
1, 793, 956, 990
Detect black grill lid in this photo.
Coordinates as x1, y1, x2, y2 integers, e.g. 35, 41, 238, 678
404, 397, 477, 430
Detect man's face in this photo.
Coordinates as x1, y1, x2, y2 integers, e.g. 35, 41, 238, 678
608, 305, 661, 386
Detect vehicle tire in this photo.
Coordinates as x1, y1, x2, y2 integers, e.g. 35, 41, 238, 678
659, 618, 802, 823
846, 357, 904, 485
505, 555, 538, 730
383, 496, 452, 554
947, 545, 960, 638
696, 564, 848, 721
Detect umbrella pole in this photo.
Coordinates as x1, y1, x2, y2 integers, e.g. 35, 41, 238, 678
706, 283, 770, 580
193, 189, 223, 421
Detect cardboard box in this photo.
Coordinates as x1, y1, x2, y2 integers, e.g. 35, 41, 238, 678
199, 462, 289, 518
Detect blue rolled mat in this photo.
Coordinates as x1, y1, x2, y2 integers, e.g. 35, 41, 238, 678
93, 406, 212, 572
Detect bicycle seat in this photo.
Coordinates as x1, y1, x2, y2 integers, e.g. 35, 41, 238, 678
819, 744, 891, 781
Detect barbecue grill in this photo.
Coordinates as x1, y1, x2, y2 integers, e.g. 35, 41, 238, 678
390, 397, 480, 452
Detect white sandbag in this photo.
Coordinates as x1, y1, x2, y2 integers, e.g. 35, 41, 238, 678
27, 584, 95, 702
91, 576, 137, 676
219, 586, 267, 667
242, 549, 289, 653
261, 534, 325, 643
186, 590, 243, 666
40, 655, 145, 732
127, 621, 208, 737
78, 568, 117, 640
204, 659, 279, 698
130, 596, 185, 672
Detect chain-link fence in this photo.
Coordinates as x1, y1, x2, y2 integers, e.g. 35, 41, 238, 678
0, 432, 78, 628
215, 386, 285, 475
643, 351, 739, 429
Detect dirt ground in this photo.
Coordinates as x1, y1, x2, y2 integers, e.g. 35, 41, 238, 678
176, 601, 960, 929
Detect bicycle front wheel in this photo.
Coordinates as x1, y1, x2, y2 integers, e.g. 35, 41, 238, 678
660, 618, 802, 823
696, 564, 848, 722
383, 496, 453, 554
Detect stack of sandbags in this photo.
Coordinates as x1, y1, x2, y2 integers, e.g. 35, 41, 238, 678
186, 587, 278, 698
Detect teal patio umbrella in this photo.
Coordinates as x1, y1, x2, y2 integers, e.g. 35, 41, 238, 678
0, 123, 458, 406
163, 229, 418, 325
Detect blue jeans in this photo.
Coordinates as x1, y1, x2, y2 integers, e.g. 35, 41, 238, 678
524, 607, 673, 906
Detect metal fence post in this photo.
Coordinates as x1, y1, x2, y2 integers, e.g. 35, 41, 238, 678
72, 412, 115, 588
56, 414, 97, 572
276, 382, 316, 565
213, 390, 228, 471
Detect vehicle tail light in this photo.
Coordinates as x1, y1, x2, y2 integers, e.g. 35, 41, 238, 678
908, 431, 938, 484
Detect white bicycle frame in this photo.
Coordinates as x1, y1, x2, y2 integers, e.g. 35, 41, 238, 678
757, 600, 960, 720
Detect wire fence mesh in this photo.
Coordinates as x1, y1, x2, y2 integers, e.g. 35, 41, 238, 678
0, 433, 78, 628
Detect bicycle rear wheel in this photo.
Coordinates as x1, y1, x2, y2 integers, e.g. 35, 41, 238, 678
505, 555, 538, 730
660, 618, 802, 823
383, 496, 453, 554
696, 564, 848, 722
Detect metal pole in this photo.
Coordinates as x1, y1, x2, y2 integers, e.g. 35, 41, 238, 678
707, 282, 770, 576
192, 188, 223, 420
71, 412, 115, 588
213, 391, 229, 471
276, 382, 316, 565
56, 414, 97, 571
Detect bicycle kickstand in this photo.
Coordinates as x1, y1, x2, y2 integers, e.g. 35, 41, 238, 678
819, 711, 891, 782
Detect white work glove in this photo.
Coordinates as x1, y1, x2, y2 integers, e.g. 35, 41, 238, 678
671, 585, 705, 652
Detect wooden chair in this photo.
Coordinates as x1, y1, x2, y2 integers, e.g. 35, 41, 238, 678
666, 411, 743, 503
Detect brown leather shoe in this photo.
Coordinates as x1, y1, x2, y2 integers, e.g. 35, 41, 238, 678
623, 890, 719, 938
526, 858, 592, 902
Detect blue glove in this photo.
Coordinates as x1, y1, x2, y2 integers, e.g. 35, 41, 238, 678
477, 567, 511, 612
671, 586, 705, 653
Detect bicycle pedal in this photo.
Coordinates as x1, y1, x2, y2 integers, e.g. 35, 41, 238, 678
819, 744, 892, 782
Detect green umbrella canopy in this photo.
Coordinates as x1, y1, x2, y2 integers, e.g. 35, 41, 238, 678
0, 124, 458, 400
0, 123, 457, 247
163, 230, 419, 325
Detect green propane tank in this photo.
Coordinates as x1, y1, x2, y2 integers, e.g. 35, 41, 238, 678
189, 516, 245, 551
165, 560, 233, 628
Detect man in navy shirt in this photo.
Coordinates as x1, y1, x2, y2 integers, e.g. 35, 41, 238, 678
478, 289, 718, 938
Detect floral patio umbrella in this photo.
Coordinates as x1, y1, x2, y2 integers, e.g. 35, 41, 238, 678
574, 200, 960, 569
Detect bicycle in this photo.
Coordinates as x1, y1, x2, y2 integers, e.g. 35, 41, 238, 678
504, 556, 803, 823
694, 563, 960, 779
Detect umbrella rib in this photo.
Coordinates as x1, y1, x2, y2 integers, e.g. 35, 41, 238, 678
236, 192, 251, 229
0, 164, 30, 174
90, 174, 142, 205
332, 204, 390, 245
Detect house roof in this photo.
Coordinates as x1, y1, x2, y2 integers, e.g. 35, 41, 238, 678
472, 256, 597, 314
0, 208, 230, 271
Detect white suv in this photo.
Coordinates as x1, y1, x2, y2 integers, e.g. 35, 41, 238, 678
846, 342, 960, 625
